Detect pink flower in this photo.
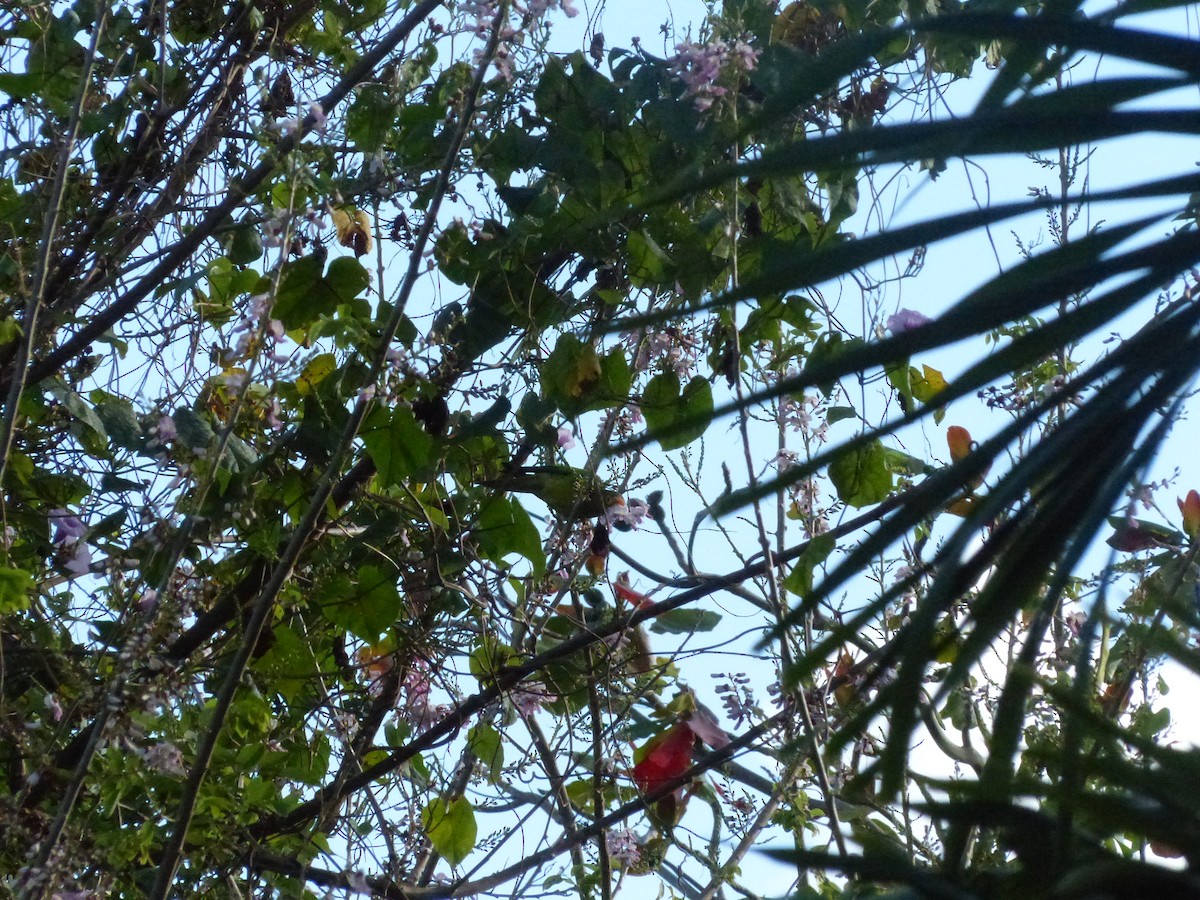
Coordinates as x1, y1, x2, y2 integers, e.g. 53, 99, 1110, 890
887, 309, 933, 333
670, 37, 759, 113
266, 398, 284, 432
556, 424, 576, 450
222, 370, 247, 391
607, 497, 648, 532
44, 694, 63, 722
606, 828, 641, 865
155, 415, 176, 443
511, 682, 552, 717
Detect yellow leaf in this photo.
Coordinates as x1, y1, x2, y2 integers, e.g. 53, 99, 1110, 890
912, 364, 947, 402
569, 345, 601, 398
298, 352, 336, 396
332, 206, 373, 257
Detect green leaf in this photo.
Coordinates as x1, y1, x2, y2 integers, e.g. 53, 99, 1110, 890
475, 496, 546, 577
57, 387, 108, 455
362, 406, 434, 487
273, 255, 336, 329
828, 439, 893, 508
421, 796, 477, 867
641, 371, 680, 439
318, 565, 401, 642
673, 377, 715, 451
627, 230, 675, 286
0, 566, 32, 613
806, 333, 868, 396
225, 224, 263, 265
0, 316, 22, 346
883, 448, 933, 477
172, 407, 216, 452
355, 564, 402, 641
468, 723, 504, 785
542, 334, 600, 415
325, 256, 370, 301
347, 83, 395, 150
648, 608, 722, 635
91, 392, 142, 450
826, 405, 857, 424
641, 373, 713, 451
540, 337, 628, 416
782, 532, 836, 599
296, 353, 337, 397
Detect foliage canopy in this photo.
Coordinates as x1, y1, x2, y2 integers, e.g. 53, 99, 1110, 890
2, 0, 1200, 897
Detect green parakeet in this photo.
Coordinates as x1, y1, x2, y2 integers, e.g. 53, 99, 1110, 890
486, 466, 621, 518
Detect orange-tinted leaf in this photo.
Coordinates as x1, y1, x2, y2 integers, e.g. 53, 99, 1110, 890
614, 575, 653, 610
586, 552, 607, 577
569, 345, 602, 398
946, 425, 972, 462
1180, 489, 1200, 540
946, 425, 988, 489
834, 683, 859, 708
1100, 679, 1132, 717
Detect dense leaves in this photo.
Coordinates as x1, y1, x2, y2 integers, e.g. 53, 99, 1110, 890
1, 0, 1199, 896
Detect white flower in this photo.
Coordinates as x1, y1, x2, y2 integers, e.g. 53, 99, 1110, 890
307, 101, 327, 135
142, 741, 186, 776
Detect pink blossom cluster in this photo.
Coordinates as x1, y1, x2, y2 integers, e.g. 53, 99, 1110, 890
780, 393, 828, 442
606, 497, 649, 531
517, 0, 578, 19
461, 0, 580, 83
226, 293, 287, 366
670, 37, 760, 112
510, 680, 552, 717
626, 327, 700, 378
791, 477, 826, 537
400, 658, 449, 732
606, 828, 641, 865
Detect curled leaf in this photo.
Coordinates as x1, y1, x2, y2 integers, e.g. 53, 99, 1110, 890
332, 206, 374, 257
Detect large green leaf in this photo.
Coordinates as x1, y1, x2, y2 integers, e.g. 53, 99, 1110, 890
421, 796, 477, 867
